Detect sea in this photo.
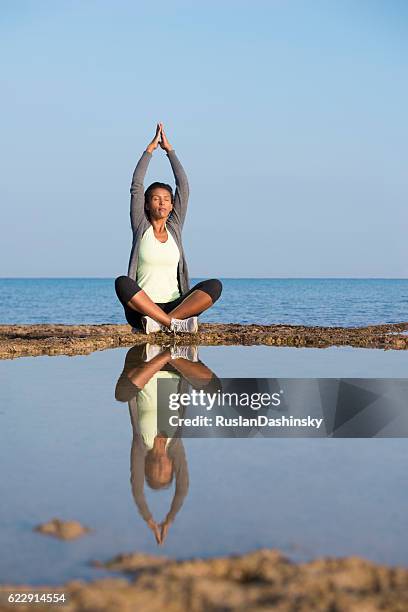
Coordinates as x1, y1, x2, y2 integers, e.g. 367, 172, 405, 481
0, 278, 407, 327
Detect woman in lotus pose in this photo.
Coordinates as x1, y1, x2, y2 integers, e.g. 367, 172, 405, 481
115, 123, 222, 334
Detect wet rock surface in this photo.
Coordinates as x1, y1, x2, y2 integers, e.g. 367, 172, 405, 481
1, 548, 407, 611
34, 519, 91, 541
1, 321, 408, 359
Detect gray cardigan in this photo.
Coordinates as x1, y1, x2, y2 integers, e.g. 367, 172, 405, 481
127, 149, 191, 295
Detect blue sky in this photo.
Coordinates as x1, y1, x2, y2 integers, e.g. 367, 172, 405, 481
1, 0, 407, 277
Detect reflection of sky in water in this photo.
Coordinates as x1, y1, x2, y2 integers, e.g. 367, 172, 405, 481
0, 346, 407, 585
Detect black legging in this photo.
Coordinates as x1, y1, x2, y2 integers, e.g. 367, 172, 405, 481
115, 276, 222, 330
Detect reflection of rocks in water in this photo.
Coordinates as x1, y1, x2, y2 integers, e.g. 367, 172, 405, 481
34, 518, 91, 540
2, 548, 408, 611
1, 321, 408, 359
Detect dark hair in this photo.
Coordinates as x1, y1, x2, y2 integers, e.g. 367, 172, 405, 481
144, 182, 174, 219
144, 451, 174, 490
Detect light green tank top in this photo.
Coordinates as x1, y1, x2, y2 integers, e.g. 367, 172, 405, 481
137, 370, 180, 450
136, 225, 181, 303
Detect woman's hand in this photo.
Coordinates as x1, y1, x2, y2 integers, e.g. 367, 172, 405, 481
159, 517, 172, 545
146, 123, 162, 154
147, 517, 162, 544
159, 123, 173, 153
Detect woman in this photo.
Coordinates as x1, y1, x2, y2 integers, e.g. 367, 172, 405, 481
115, 123, 222, 334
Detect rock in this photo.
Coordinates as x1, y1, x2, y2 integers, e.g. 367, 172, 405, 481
92, 553, 168, 572
34, 518, 91, 540
1, 548, 408, 611
1, 322, 408, 360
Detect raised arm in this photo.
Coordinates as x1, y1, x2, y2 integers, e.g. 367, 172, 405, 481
130, 124, 161, 232
158, 439, 189, 544
165, 440, 189, 523
159, 123, 190, 228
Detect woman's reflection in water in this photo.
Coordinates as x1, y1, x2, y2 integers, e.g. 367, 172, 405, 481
115, 344, 221, 546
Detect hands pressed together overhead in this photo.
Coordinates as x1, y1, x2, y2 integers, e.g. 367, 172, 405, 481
146, 122, 173, 154
147, 516, 172, 546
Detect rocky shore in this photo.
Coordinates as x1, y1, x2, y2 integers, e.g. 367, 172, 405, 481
1, 548, 407, 611
1, 321, 408, 359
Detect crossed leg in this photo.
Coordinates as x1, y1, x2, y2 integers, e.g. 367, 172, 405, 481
115, 277, 223, 327
126, 290, 172, 327
168, 289, 212, 319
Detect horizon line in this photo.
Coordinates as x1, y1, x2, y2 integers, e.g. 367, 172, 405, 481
0, 277, 407, 281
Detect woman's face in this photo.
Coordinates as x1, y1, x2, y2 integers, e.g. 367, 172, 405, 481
147, 188, 173, 220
